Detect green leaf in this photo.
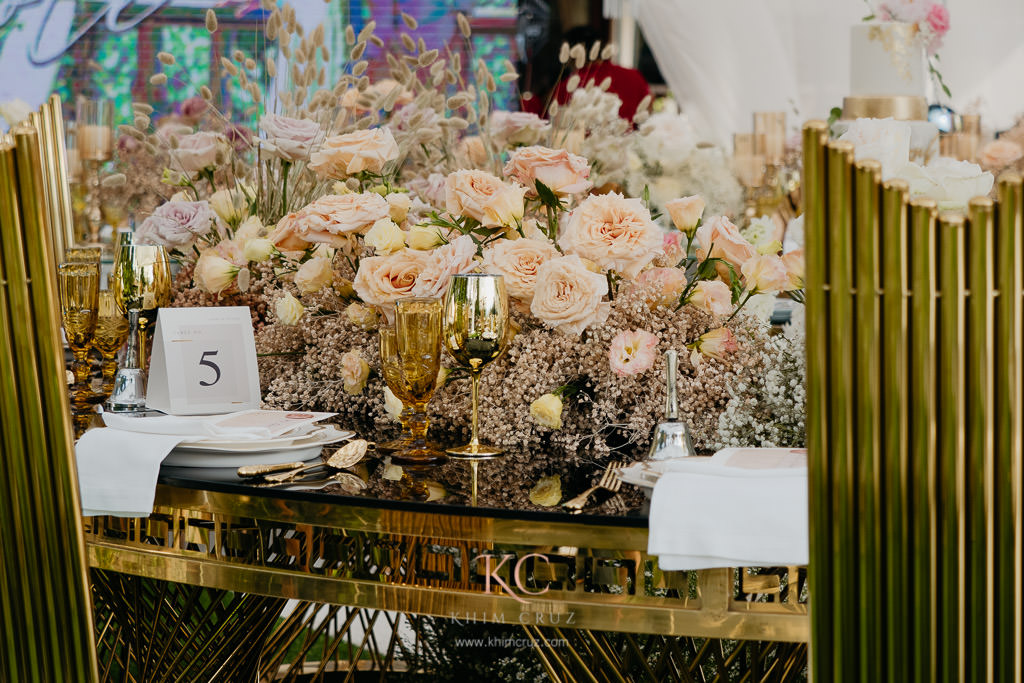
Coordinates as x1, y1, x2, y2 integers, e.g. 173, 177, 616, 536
534, 179, 560, 209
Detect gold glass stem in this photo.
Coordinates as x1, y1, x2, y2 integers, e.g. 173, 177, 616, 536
70, 346, 91, 385
408, 404, 430, 443
468, 369, 481, 448
99, 355, 118, 394
469, 460, 479, 507
86, 160, 102, 244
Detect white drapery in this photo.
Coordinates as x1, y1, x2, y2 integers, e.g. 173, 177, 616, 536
631, 0, 1024, 148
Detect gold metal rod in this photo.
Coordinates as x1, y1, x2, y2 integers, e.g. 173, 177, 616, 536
880, 178, 910, 683
965, 197, 996, 683
31, 108, 64, 265
853, 159, 884, 682
908, 198, 938, 682
44, 94, 77, 252
801, 120, 832, 681
936, 211, 966, 683
993, 173, 1023, 683
826, 139, 857, 683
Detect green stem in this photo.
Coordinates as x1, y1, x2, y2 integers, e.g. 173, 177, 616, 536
280, 160, 291, 217
726, 291, 756, 323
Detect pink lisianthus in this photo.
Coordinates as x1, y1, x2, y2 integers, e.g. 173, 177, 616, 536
608, 329, 659, 376
690, 327, 738, 362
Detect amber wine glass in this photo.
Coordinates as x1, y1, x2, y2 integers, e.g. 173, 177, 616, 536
380, 298, 445, 465
58, 262, 100, 403
93, 290, 130, 396
441, 274, 509, 458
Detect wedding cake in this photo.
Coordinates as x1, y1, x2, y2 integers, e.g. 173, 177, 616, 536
843, 22, 928, 120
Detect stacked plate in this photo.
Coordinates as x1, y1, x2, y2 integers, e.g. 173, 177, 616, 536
165, 425, 355, 467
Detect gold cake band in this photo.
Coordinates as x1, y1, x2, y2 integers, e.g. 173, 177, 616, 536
842, 95, 928, 121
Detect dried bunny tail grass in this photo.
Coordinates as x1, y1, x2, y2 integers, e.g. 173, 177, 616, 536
131, 102, 154, 115
558, 42, 570, 63
350, 41, 366, 60
344, 24, 356, 43
570, 44, 586, 69
589, 40, 602, 61
265, 13, 280, 40
456, 12, 471, 38
233, 49, 245, 62
357, 20, 375, 42
400, 33, 416, 52
369, 35, 384, 48
149, 73, 168, 85
352, 60, 368, 77
265, 56, 277, 78
244, 57, 257, 71
418, 49, 438, 67
157, 51, 175, 65
601, 43, 617, 60
598, 76, 612, 91
205, 8, 218, 32
566, 74, 581, 93
401, 12, 418, 30
220, 57, 238, 76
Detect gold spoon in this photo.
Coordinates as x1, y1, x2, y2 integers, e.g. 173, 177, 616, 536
262, 439, 370, 483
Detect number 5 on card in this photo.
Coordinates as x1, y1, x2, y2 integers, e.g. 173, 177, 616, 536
147, 307, 261, 415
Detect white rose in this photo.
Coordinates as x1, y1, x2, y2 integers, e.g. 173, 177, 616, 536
293, 257, 334, 294
383, 387, 404, 421
386, 192, 412, 223
259, 113, 321, 162
170, 131, 227, 174
559, 192, 663, 278
898, 157, 994, 210
406, 225, 445, 250
275, 292, 305, 325
364, 218, 406, 255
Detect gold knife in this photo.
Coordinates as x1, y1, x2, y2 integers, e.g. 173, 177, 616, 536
236, 461, 308, 478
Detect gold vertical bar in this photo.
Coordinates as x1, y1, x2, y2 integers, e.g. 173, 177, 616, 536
993, 173, 1023, 683
802, 121, 831, 683
44, 94, 77, 252
965, 197, 995, 683
853, 159, 883, 683
880, 179, 910, 683
908, 198, 938, 682
827, 139, 857, 683
28, 110, 63, 266
936, 211, 966, 683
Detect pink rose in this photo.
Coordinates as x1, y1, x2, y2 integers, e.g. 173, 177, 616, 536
268, 213, 313, 252
224, 124, 254, 152
135, 200, 215, 248
781, 250, 805, 291
481, 238, 561, 302
490, 111, 551, 147
695, 215, 757, 271
926, 3, 950, 37
530, 255, 611, 335
259, 113, 321, 161
503, 145, 592, 195
295, 193, 391, 246
169, 131, 226, 173
660, 231, 687, 265
179, 96, 209, 124
559, 192, 663, 278
309, 127, 400, 178
352, 249, 432, 308
634, 267, 687, 308
692, 327, 738, 361
741, 253, 789, 293
664, 195, 705, 235
412, 235, 479, 298
687, 280, 733, 316
608, 329, 659, 376
445, 169, 526, 228
979, 139, 1023, 171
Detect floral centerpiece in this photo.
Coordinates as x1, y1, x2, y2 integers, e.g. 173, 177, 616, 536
122, 5, 806, 508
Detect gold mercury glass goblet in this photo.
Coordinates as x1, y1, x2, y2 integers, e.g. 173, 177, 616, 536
93, 290, 130, 398
379, 298, 446, 465
58, 262, 100, 435
65, 246, 102, 264
441, 273, 509, 459
108, 244, 172, 412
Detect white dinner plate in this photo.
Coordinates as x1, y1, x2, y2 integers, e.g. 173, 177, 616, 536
163, 444, 326, 468
176, 426, 355, 452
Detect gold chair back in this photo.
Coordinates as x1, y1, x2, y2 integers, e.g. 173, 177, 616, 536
803, 120, 1022, 683
0, 104, 99, 680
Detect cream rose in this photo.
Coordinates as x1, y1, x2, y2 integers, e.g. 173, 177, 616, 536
634, 267, 687, 308
235, 215, 264, 240
445, 169, 526, 228
294, 257, 334, 294
268, 213, 312, 251
455, 135, 489, 167
275, 292, 305, 325
406, 225, 446, 250
530, 255, 611, 335
341, 349, 371, 395
529, 393, 563, 430
558, 192, 663, 278
352, 249, 432, 307
687, 280, 733, 316
364, 218, 406, 254
383, 386, 404, 421
695, 215, 757, 271
781, 249, 805, 291
385, 192, 412, 223
664, 195, 705, 235
295, 192, 390, 246
503, 145, 592, 195
259, 113, 321, 161
309, 127, 400, 178
193, 252, 239, 294
208, 186, 250, 226
741, 253, 788, 293
170, 131, 226, 173
345, 302, 378, 329
979, 138, 1023, 170
243, 238, 276, 262
490, 111, 551, 147
413, 235, 478, 298
481, 238, 561, 302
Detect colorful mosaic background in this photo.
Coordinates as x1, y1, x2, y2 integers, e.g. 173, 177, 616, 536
2, 1, 517, 128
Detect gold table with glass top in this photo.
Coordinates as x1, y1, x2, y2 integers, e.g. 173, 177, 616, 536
82, 454, 808, 681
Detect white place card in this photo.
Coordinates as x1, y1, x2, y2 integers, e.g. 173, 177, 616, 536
147, 306, 261, 415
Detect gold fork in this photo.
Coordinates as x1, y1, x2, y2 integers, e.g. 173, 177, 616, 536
562, 462, 624, 511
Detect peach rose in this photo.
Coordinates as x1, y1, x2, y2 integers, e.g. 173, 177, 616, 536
268, 213, 312, 251
294, 257, 334, 294
781, 249, 805, 291
608, 329, 659, 376
664, 195, 705, 235
412, 235, 478, 298
530, 255, 611, 335
445, 169, 526, 228
295, 192, 390, 246
341, 349, 371, 395
481, 238, 561, 302
695, 215, 757, 271
503, 145, 592, 195
558, 192, 663, 278
741, 253, 788, 293
456, 135, 489, 167
979, 138, 1023, 170
634, 267, 687, 308
490, 111, 551, 147
309, 127, 400, 178
687, 280, 732, 316
352, 249, 431, 308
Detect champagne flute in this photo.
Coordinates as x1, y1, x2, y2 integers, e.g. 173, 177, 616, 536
380, 298, 446, 465
58, 262, 100, 408
108, 245, 172, 411
76, 98, 114, 246
378, 325, 414, 453
441, 274, 509, 458
93, 290, 130, 397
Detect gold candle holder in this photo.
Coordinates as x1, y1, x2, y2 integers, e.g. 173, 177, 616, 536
75, 98, 113, 247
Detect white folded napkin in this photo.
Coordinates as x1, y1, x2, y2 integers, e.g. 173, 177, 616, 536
76, 428, 187, 517
102, 409, 334, 442
647, 449, 808, 570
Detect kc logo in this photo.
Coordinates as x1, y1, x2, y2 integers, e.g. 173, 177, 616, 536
474, 553, 552, 605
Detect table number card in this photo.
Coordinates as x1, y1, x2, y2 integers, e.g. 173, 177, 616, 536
147, 306, 261, 415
